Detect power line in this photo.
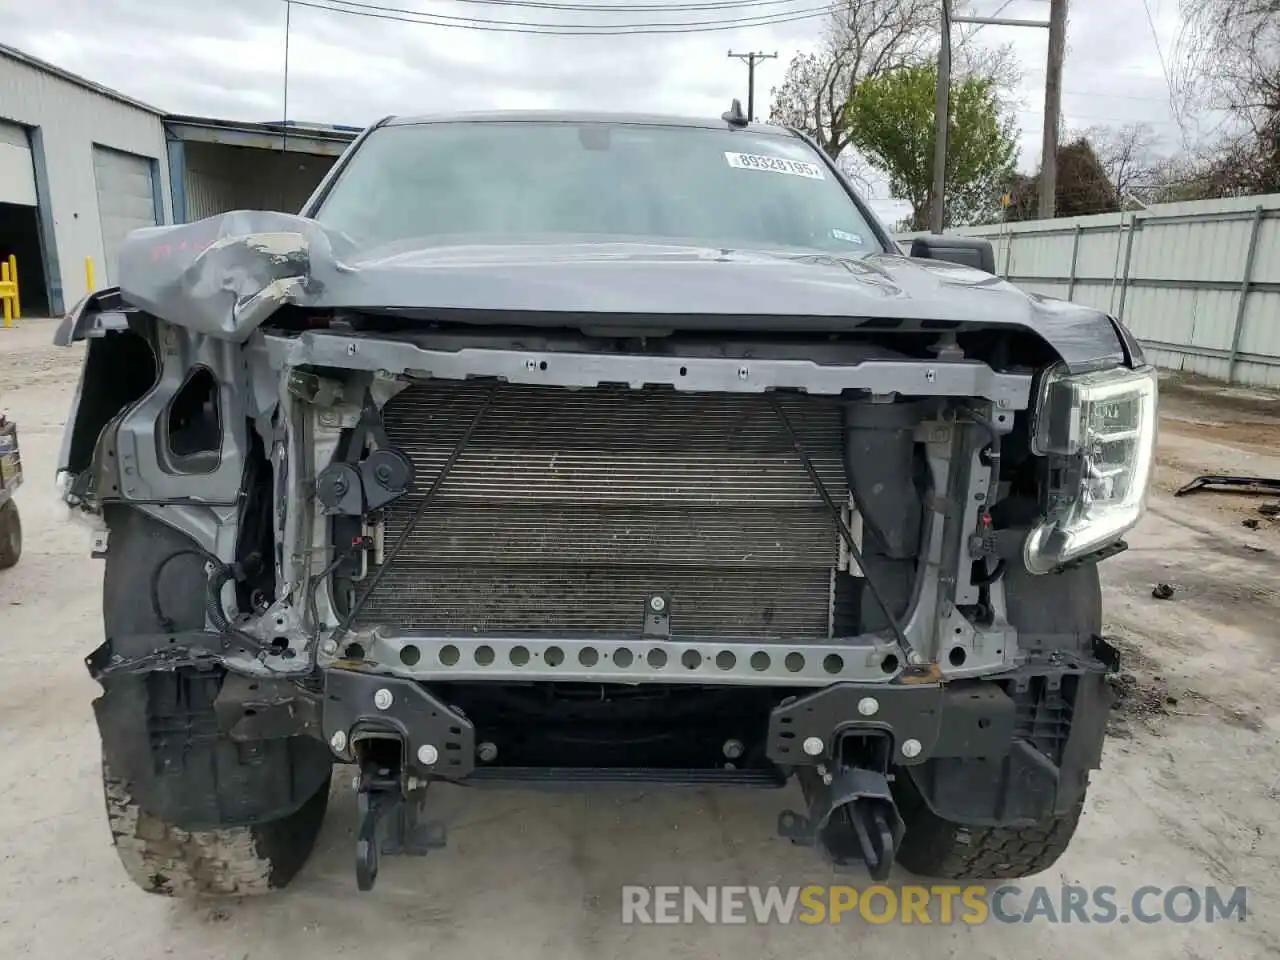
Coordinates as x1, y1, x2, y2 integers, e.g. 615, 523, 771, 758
1061, 88, 1185, 103
1138, 0, 1187, 142
1016, 108, 1183, 125
375, 0, 815, 10
285, 0, 843, 33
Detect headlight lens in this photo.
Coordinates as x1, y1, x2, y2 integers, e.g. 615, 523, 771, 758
1024, 364, 1158, 574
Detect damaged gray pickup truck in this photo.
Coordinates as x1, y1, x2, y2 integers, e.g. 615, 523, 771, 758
54, 107, 1155, 896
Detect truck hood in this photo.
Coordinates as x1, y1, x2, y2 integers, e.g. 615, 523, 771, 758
80, 211, 1131, 372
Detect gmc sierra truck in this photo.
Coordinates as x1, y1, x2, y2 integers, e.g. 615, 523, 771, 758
54, 104, 1153, 896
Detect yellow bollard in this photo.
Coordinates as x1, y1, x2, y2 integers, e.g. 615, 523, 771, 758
6, 255, 17, 320
1, 262, 11, 328
85, 256, 95, 294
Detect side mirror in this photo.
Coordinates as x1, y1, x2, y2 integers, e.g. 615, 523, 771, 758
908, 236, 996, 275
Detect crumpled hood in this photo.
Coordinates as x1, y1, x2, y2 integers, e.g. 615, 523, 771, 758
94, 210, 1130, 372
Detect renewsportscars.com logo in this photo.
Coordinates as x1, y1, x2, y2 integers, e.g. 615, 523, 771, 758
620, 885, 1248, 926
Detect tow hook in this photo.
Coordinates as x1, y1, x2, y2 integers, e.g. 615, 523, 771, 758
353, 748, 446, 892
778, 764, 905, 881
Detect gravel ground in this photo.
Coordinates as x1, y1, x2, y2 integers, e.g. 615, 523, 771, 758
1, 320, 1278, 959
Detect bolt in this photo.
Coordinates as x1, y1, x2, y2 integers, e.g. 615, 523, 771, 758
737, 366, 749, 380
329, 730, 347, 753
649, 595, 666, 613
901, 738, 923, 759
926, 369, 937, 382
477, 741, 498, 763
417, 744, 440, 766
802, 736, 824, 757
320, 639, 338, 656
857, 697, 880, 717
374, 463, 393, 484
373, 688, 393, 710
722, 738, 745, 760
822, 772, 834, 785
525, 359, 537, 371
346, 343, 359, 356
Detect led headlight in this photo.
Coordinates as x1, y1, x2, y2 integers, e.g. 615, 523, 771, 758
1024, 363, 1158, 574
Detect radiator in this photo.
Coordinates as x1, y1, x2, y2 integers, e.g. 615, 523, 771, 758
354, 381, 848, 639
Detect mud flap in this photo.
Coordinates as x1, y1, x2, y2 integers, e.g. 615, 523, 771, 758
778, 767, 906, 881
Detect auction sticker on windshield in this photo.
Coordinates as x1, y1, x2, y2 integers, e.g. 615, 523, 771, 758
724, 152, 825, 179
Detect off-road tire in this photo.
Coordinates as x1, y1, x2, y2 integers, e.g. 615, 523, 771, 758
893, 772, 1085, 880
103, 760, 331, 897
0, 499, 20, 569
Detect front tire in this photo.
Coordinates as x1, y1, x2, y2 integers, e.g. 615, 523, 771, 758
893, 771, 1083, 880
104, 760, 331, 897
0, 499, 20, 569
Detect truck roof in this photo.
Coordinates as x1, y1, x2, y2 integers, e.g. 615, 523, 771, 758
381, 109, 798, 137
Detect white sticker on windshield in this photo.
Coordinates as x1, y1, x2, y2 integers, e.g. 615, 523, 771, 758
831, 228, 865, 244
724, 152, 825, 179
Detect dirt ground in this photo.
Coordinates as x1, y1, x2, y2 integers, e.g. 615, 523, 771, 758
1, 319, 1278, 959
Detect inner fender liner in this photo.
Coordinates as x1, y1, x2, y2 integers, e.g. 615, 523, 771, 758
95, 506, 332, 831
92, 667, 334, 831
902, 643, 1117, 827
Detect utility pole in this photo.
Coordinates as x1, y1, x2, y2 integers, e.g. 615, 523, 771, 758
727, 50, 777, 122
1039, 0, 1068, 218
929, 0, 952, 234
933, 9, 1054, 233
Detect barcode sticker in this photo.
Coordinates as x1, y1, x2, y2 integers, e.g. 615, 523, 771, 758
724, 152, 825, 179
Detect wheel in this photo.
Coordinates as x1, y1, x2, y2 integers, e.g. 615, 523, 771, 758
103, 760, 331, 897
892, 769, 1084, 880
0, 499, 20, 569
97, 507, 333, 897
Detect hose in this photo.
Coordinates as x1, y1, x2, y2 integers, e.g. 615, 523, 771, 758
148, 546, 270, 657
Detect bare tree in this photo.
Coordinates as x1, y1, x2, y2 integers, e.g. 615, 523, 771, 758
768, 0, 937, 160
1076, 123, 1164, 206
1170, 0, 1279, 194
1180, 0, 1279, 136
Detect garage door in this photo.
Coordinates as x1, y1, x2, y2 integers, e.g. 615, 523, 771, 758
92, 145, 158, 284
0, 121, 36, 206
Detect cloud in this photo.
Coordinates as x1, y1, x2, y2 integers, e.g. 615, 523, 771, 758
5, 0, 1185, 201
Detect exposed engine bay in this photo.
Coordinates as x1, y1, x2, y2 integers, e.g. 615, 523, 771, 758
55, 204, 1152, 892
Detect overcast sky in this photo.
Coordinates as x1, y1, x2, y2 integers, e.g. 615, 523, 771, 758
1, 0, 1189, 221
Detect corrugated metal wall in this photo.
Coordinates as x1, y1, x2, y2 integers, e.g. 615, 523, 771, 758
899, 193, 1280, 387
0, 50, 170, 313
184, 142, 336, 220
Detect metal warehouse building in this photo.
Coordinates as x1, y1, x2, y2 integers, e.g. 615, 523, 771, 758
0, 42, 359, 315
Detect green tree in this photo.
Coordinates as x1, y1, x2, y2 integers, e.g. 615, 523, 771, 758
843, 64, 1017, 229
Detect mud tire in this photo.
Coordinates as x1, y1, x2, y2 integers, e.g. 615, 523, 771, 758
103, 760, 330, 897
894, 771, 1085, 880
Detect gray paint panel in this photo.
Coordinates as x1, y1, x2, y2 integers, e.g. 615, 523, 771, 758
92, 144, 158, 284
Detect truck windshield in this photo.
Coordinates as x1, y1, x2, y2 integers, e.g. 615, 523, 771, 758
312, 120, 883, 256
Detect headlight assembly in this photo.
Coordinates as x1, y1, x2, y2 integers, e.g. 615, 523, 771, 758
1024, 364, 1158, 574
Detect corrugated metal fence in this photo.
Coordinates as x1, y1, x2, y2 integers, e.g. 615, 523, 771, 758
898, 193, 1280, 387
